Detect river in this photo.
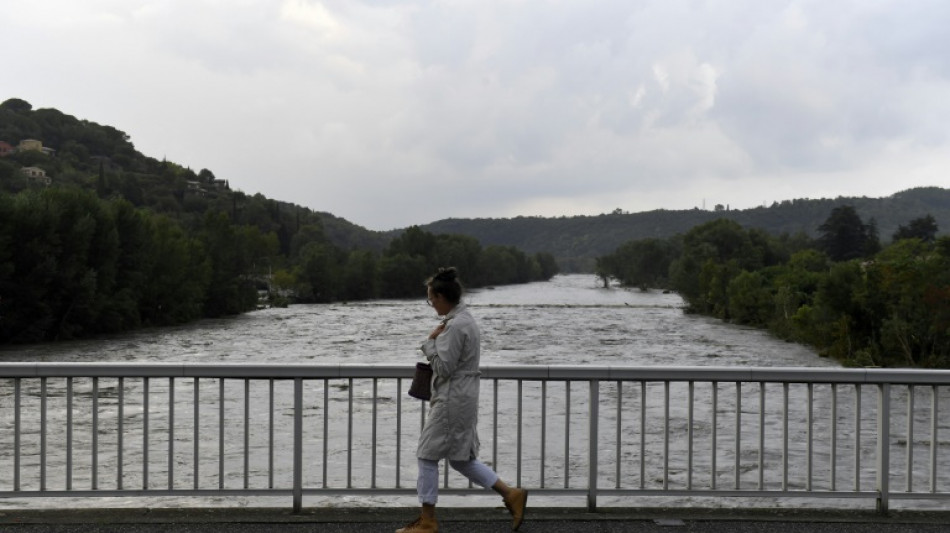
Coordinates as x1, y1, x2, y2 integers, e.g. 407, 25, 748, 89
3, 274, 945, 511
2, 274, 834, 368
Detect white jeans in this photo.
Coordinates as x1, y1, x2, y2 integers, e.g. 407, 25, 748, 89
417, 458, 499, 505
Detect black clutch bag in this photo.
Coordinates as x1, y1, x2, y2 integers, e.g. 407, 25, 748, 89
408, 362, 433, 401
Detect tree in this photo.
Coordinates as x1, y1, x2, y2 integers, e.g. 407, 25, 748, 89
816, 205, 875, 262
893, 214, 938, 243
139, 215, 210, 326
341, 250, 379, 301
534, 252, 559, 280
200, 211, 260, 315
198, 168, 216, 184
378, 253, 427, 298
0, 98, 32, 113
432, 234, 482, 284
295, 242, 344, 303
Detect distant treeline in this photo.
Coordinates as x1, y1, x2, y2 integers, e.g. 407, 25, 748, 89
423, 187, 950, 271
0, 188, 557, 344
596, 207, 949, 368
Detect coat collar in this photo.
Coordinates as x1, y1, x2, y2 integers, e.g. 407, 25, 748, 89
443, 302, 466, 322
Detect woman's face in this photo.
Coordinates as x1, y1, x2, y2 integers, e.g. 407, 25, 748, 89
427, 286, 454, 316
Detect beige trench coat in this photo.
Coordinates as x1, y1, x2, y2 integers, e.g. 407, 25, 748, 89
417, 303, 482, 461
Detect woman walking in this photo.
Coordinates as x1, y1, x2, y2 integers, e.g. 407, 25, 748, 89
398, 267, 528, 533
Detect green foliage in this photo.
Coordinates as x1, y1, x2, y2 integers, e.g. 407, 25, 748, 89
596, 238, 675, 290
817, 205, 879, 261
893, 214, 938, 243
596, 208, 950, 367
665, 219, 787, 315
375, 227, 557, 299
0, 99, 558, 345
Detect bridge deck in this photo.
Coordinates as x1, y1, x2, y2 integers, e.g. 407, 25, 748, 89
2, 507, 950, 532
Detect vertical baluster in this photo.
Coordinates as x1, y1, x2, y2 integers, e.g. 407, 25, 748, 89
855, 384, 862, 491
782, 382, 788, 491
517, 379, 523, 487
616, 380, 622, 490
323, 378, 329, 488
92, 377, 98, 490
688, 381, 694, 491
541, 380, 547, 489
735, 382, 741, 490
218, 378, 224, 490
663, 381, 669, 490
194, 378, 199, 490
807, 382, 813, 491
144, 377, 150, 490
244, 378, 249, 490
269, 379, 274, 489
118, 377, 124, 491
565, 381, 571, 488
372, 378, 378, 489
41, 377, 47, 492
907, 385, 914, 493
169, 377, 175, 491
711, 382, 718, 490
68, 377, 74, 491
759, 381, 765, 490
14, 377, 19, 491
639, 381, 645, 490
831, 383, 837, 492
493, 379, 499, 476
931, 385, 938, 494
396, 378, 402, 488
347, 378, 354, 489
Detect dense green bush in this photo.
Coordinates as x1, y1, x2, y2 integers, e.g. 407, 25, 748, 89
597, 210, 950, 367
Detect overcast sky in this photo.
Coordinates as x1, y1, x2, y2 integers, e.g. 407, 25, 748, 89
4, 1, 949, 231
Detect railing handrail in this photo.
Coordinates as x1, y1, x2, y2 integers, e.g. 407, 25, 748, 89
2, 362, 950, 384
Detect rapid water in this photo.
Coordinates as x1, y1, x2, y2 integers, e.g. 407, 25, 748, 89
2, 274, 834, 368
2, 275, 944, 511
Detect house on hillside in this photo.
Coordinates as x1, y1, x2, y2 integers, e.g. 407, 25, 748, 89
0, 141, 13, 157
20, 166, 51, 186
18, 139, 43, 152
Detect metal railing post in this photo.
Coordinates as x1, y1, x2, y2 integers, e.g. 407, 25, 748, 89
293, 377, 303, 513
877, 383, 890, 514
588, 379, 600, 512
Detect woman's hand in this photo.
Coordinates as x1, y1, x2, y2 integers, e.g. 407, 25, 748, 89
428, 323, 446, 340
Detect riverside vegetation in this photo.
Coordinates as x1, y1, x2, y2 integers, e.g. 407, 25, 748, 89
4, 97, 949, 366
596, 209, 950, 368
0, 98, 557, 344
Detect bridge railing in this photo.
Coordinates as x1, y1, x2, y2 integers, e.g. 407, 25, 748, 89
1, 363, 949, 513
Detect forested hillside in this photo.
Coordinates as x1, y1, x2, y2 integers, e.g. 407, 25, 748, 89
0, 98, 556, 344
423, 187, 950, 270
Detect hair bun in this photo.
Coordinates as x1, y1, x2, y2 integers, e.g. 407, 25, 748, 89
434, 267, 458, 282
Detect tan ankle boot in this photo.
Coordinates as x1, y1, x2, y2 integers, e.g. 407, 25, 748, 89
503, 488, 528, 531
395, 514, 438, 533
